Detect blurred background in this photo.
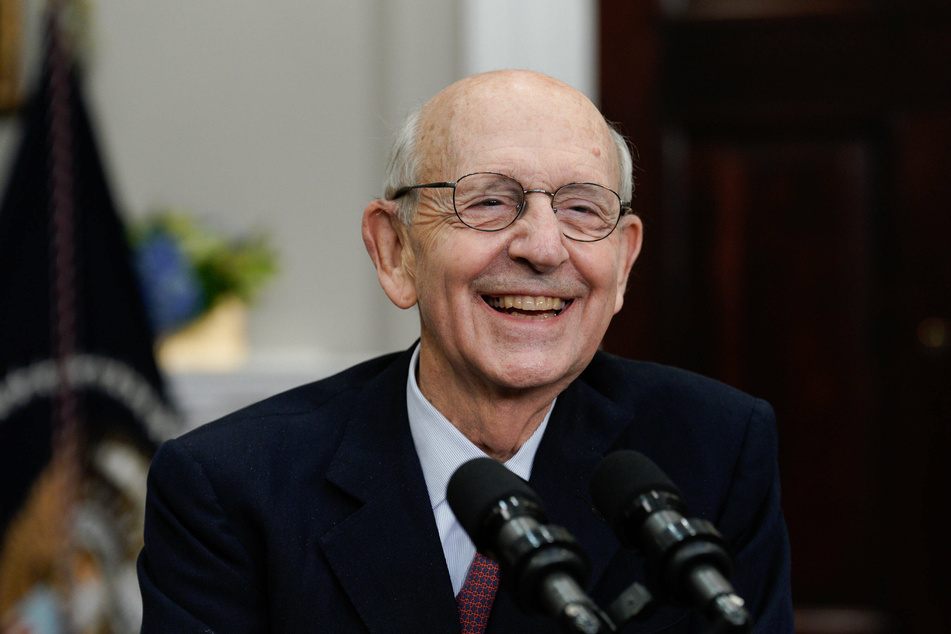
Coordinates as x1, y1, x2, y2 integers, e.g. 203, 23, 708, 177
0, 0, 948, 632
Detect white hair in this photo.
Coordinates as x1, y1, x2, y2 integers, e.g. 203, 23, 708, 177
382, 107, 424, 224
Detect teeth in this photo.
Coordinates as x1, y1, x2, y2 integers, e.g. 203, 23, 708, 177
487, 295, 566, 312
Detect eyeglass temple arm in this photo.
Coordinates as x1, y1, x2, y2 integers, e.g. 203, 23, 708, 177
390, 182, 457, 200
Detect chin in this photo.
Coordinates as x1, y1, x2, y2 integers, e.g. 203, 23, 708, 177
486, 351, 588, 393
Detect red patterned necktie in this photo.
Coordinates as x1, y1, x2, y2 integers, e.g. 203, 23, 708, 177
456, 552, 500, 634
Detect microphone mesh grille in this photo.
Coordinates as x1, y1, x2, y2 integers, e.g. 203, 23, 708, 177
589, 450, 682, 529
446, 457, 541, 547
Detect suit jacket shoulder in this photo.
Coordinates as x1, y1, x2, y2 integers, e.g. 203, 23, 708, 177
556, 351, 792, 632
138, 348, 463, 633
576, 352, 777, 513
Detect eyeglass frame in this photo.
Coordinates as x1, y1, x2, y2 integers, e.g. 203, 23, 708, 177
389, 171, 635, 243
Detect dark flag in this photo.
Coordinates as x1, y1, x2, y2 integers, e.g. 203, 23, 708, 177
0, 9, 179, 632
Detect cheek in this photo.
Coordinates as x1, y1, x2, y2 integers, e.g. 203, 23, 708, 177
576, 250, 625, 318
416, 228, 503, 293
411, 241, 472, 307
576, 243, 621, 289
411, 261, 445, 307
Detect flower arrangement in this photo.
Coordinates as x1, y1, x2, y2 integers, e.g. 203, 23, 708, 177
129, 210, 277, 339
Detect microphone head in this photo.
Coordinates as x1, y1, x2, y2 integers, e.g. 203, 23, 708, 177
589, 450, 685, 546
592, 452, 741, 617
447, 457, 544, 550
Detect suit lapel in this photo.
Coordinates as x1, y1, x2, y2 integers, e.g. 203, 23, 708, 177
486, 366, 636, 630
529, 371, 633, 587
315, 349, 645, 632
319, 348, 460, 633
518, 359, 692, 633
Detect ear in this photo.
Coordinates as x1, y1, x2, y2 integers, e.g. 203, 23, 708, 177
612, 214, 644, 314
362, 199, 418, 309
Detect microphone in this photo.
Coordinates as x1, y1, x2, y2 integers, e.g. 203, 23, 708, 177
447, 457, 613, 633
590, 451, 752, 633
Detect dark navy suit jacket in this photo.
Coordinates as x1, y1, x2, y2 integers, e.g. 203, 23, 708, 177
138, 347, 793, 632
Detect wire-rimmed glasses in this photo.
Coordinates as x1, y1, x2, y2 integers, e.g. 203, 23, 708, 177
390, 172, 633, 242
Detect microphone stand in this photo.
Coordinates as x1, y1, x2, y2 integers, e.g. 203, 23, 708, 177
603, 577, 751, 634
538, 570, 615, 634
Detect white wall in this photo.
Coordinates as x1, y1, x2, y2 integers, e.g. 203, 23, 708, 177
86, 0, 448, 369
1, 0, 596, 375
460, 0, 597, 98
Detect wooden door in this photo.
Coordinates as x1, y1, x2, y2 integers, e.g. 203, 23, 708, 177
600, 2, 951, 632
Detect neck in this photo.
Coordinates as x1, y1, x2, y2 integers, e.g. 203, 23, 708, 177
416, 349, 566, 462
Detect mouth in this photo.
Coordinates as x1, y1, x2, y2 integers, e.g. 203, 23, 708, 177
482, 295, 570, 320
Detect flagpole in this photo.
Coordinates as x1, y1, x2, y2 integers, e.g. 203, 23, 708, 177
45, 0, 85, 612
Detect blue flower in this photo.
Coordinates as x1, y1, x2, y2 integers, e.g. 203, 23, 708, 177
134, 233, 204, 336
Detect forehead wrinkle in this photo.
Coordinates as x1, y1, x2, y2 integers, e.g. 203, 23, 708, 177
452, 129, 618, 191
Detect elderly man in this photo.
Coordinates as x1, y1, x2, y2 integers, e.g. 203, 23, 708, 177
138, 70, 792, 633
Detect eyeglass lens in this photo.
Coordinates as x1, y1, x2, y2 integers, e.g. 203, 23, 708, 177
453, 173, 620, 241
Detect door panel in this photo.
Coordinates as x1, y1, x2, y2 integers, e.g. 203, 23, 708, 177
600, 2, 951, 631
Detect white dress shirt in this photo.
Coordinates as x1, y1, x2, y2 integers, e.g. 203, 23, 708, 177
405, 344, 553, 595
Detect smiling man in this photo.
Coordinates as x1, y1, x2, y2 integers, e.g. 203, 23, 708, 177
138, 71, 793, 633
363, 71, 642, 463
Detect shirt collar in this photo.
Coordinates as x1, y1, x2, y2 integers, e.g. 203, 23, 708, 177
405, 343, 553, 509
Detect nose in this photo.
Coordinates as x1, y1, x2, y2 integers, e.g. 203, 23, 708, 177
506, 192, 570, 273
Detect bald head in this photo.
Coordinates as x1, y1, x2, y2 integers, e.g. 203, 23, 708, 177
363, 69, 645, 419
384, 70, 633, 223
